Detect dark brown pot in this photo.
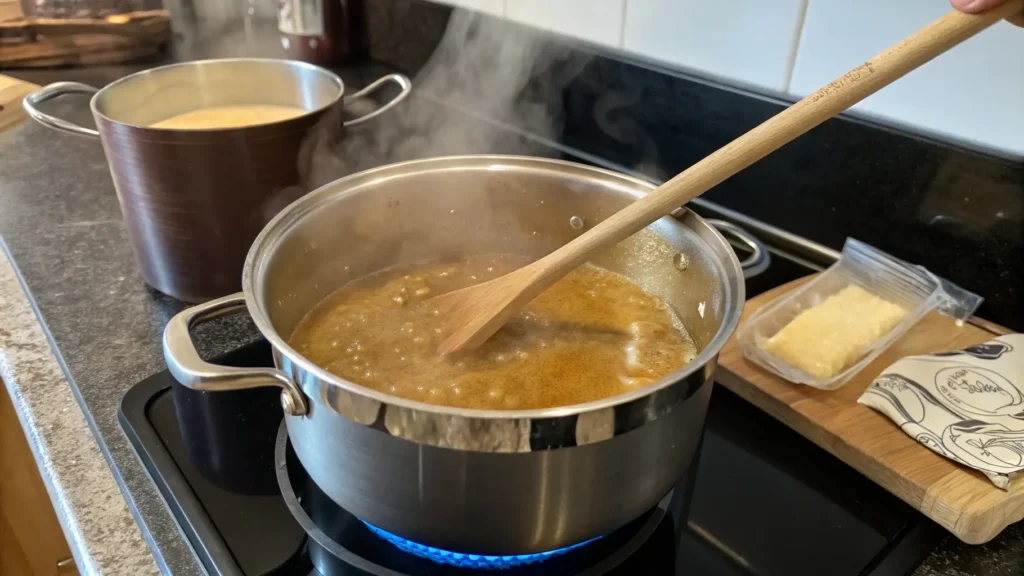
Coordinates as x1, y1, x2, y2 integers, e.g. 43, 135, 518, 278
23, 59, 410, 302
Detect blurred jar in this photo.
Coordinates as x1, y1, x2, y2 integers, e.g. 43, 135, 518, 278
277, 0, 366, 65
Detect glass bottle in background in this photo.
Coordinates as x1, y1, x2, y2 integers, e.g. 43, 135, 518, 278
277, 0, 366, 66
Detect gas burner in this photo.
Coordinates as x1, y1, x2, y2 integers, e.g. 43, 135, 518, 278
361, 522, 600, 569
274, 423, 676, 575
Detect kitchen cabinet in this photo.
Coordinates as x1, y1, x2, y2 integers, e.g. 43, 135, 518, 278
1, 383, 78, 576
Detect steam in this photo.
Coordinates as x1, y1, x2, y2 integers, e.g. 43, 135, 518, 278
301, 8, 592, 187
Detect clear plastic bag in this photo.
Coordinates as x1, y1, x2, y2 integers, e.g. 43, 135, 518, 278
737, 238, 983, 390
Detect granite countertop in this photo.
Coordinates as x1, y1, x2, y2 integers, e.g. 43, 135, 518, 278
0, 247, 162, 575
1, 11, 1022, 576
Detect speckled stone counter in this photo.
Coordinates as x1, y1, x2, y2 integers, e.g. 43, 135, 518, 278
0, 246, 160, 576
1, 6, 1022, 576
914, 525, 1024, 576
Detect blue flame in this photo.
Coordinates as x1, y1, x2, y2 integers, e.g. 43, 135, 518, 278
362, 522, 600, 570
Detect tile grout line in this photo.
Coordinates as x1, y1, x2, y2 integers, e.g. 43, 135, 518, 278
783, 0, 810, 94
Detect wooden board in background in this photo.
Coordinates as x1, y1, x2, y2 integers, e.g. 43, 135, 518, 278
0, 34, 162, 68
0, 0, 22, 22
716, 275, 1023, 545
0, 74, 37, 133
0, 9, 168, 68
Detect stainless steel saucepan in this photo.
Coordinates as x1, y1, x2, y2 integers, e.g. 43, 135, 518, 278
163, 155, 760, 555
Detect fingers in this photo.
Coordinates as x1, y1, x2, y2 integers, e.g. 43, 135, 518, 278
950, 0, 1007, 13
950, 0, 1024, 26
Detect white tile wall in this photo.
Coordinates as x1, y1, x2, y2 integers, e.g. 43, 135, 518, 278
622, 0, 807, 94
505, 0, 625, 48
433, 0, 505, 17
790, 0, 1024, 158
421, 0, 1024, 157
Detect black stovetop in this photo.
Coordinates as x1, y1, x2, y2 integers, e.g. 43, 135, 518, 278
119, 245, 944, 576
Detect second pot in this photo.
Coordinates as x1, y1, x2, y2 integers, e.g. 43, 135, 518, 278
23, 58, 411, 302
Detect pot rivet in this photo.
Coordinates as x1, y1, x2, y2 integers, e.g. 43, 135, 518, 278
569, 215, 585, 230
673, 252, 690, 271
281, 391, 297, 415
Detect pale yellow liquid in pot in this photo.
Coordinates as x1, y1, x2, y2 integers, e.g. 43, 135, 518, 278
289, 255, 698, 411
150, 105, 307, 129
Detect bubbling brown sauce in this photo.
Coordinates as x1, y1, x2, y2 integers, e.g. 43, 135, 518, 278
288, 255, 698, 410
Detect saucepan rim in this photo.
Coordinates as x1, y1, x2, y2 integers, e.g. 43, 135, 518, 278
243, 155, 745, 420
88, 57, 345, 132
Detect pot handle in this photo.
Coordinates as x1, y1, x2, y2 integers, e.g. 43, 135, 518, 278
342, 73, 412, 127
22, 82, 101, 139
163, 293, 308, 416
707, 219, 771, 279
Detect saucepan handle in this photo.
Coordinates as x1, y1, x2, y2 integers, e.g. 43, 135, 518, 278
342, 73, 412, 127
162, 293, 308, 416
707, 219, 771, 279
22, 82, 101, 139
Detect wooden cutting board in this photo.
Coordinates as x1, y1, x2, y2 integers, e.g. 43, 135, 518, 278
715, 275, 1022, 545
0, 75, 37, 133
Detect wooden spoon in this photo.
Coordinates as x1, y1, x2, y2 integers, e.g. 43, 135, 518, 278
434, 1, 1023, 356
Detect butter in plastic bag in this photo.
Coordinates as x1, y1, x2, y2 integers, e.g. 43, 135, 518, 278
737, 238, 983, 390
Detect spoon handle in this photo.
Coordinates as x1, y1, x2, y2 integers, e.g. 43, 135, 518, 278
529, 1, 1021, 279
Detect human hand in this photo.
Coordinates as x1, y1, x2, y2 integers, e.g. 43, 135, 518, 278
950, 0, 1024, 26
